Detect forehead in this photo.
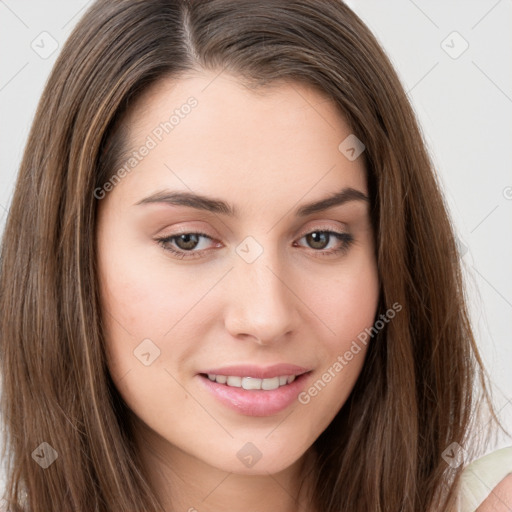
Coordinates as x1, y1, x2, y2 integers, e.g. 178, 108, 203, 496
103, 70, 367, 211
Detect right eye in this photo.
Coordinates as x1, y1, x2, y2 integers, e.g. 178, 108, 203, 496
155, 231, 221, 260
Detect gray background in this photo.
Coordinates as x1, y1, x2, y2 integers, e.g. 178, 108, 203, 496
1, 0, 511, 489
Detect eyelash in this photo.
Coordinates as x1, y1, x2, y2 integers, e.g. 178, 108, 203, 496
155, 229, 354, 260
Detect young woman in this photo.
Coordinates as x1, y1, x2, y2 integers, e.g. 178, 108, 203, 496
0, 1, 510, 511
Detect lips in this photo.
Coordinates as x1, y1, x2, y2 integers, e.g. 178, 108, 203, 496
197, 364, 313, 416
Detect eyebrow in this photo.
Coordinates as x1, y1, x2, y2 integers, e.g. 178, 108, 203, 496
134, 187, 369, 217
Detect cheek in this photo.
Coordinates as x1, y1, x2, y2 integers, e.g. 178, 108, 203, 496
296, 252, 379, 412
96, 220, 179, 384
97, 229, 208, 343
307, 254, 380, 351
98, 253, 205, 429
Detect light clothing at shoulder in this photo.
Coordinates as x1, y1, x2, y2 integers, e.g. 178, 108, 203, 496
458, 445, 512, 512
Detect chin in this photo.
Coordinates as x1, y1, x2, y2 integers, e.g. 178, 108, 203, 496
204, 440, 309, 477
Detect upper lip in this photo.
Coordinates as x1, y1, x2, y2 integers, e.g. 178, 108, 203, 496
200, 364, 311, 379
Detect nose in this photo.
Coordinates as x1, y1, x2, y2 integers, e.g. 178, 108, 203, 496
222, 247, 301, 346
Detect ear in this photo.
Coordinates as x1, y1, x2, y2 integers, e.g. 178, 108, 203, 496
476, 473, 512, 511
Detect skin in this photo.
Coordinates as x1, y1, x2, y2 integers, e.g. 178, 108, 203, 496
477, 474, 512, 511
96, 70, 380, 512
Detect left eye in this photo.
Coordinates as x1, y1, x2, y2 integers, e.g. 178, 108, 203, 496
155, 230, 354, 260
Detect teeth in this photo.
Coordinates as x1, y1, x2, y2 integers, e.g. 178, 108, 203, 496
227, 376, 242, 387
261, 377, 279, 390
240, 377, 258, 390
206, 373, 298, 390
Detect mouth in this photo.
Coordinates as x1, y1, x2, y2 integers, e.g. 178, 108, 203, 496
197, 368, 313, 416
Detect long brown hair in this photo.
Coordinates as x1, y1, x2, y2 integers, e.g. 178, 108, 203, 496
0, 1, 507, 511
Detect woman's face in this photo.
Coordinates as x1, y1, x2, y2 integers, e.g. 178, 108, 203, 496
96, 71, 379, 476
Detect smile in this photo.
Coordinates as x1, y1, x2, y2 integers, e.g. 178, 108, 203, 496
198, 368, 312, 416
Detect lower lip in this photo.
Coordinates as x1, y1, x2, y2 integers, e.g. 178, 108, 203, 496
197, 372, 311, 417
